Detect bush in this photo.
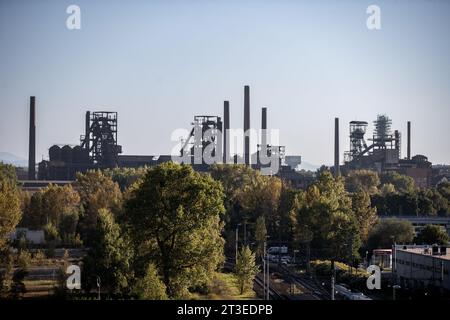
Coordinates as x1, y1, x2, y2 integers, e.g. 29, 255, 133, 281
132, 264, 167, 300
17, 250, 32, 271
33, 249, 46, 265
43, 222, 60, 243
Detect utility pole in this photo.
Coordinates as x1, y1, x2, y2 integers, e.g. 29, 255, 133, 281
266, 251, 270, 300
263, 241, 266, 299
243, 221, 247, 246
235, 223, 241, 266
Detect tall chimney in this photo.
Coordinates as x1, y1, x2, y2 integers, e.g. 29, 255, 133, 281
223, 101, 230, 164
407, 121, 411, 160
334, 117, 340, 177
85, 111, 90, 149
261, 107, 267, 149
244, 85, 250, 165
28, 96, 36, 180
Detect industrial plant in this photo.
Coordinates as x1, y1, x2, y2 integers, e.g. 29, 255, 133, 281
29, 86, 302, 185
334, 115, 432, 188
23, 86, 438, 189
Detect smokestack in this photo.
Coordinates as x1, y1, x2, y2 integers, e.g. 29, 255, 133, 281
85, 111, 90, 149
261, 107, 267, 149
244, 85, 250, 165
223, 101, 230, 164
334, 117, 340, 177
28, 96, 36, 180
407, 121, 411, 160
394, 130, 400, 151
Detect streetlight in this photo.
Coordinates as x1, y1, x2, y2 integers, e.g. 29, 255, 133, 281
365, 251, 369, 267
96, 276, 101, 300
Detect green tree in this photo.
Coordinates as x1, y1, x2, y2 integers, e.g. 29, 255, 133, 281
380, 171, 415, 194
380, 183, 396, 196
104, 166, 148, 192
293, 171, 361, 263
352, 189, 378, 244
0, 163, 21, 250
345, 170, 380, 195
367, 218, 414, 250
75, 170, 122, 244
124, 162, 225, 298
0, 250, 14, 298
21, 184, 80, 234
235, 246, 259, 295
415, 225, 449, 245
132, 263, 168, 300
82, 208, 133, 297
254, 215, 267, 259
210, 164, 261, 253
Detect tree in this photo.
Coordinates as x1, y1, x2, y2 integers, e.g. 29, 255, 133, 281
75, 170, 122, 244
367, 218, 414, 250
132, 263, 168, 300
124, 162, 225, 298
210, 164, 297, 259
235, 246, 259, 295
415, 225, 449, 245
254, 215, 267, 259
21, 184, 80, 237
0, 163, 21, 250
345, 170, 380, 195
380, 171, 415, 194
352, 189, 378, 244
82, 208, 133, 297
293, 171, 361, 263
104, 166, 148, 192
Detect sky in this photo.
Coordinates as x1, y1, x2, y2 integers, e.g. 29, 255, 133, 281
1, 0, 449, 166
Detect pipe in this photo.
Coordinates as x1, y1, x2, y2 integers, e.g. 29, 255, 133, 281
28, 96, 36, 180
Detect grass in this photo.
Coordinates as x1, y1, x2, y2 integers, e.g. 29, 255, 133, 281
192, 272, 258, 300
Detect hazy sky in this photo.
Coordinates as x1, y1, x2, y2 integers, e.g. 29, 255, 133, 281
1, 0, 449, 166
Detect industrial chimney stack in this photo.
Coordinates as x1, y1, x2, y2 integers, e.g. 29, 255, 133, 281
244, 85, 250, 165
223, 101, 230, 164
28, 96, 36, 180
85, 111, 90, 150
334, 117, 340, 177
407, 121, 411, 160
261, 107, 267, 148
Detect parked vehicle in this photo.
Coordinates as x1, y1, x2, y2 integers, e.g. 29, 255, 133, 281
267, 246, 288, 254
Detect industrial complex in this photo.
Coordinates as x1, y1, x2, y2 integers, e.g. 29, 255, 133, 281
21, 86, 445, 190
27, 86, 303, 185
334, 115, 433, 188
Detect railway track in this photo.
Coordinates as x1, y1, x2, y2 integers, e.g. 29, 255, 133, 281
224, 258, 288, 300
279, 265, 330, 300
253, 272, 287, 300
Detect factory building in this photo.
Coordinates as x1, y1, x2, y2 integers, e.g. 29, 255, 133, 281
394, 245, 450, 292
335, 115, 432, 188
